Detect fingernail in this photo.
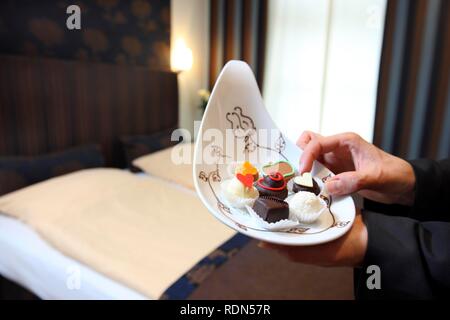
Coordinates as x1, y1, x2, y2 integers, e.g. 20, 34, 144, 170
258, 242, 276, 250
326, 180, 342, 195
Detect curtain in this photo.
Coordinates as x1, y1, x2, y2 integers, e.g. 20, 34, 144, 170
262, 0, 386, 142
209, 0, 268, 90
374, 0, 450, 159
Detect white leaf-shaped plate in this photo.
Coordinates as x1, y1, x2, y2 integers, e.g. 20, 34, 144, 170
193, 61, 355, 246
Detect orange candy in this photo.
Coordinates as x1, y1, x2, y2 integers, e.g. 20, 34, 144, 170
241, 161, 258, 175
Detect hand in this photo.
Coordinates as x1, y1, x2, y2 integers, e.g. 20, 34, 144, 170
297, 131, 416, 206
259, 211, 367, 267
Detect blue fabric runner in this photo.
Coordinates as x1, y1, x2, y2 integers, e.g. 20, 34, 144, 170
160, 233, 251, 300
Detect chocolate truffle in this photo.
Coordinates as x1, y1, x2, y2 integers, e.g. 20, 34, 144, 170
292, 174, 321, 195
255, 172, 288, 200
252, 196, 289, 223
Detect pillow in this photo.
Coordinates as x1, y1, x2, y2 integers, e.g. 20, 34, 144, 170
0, 144, 104, 195
132, 143, 194, 190
120, 128, 182, 171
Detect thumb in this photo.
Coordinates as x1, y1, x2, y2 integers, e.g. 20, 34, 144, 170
325, 171, 367, 196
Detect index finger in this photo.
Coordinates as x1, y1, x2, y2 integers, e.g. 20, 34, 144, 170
299, 134, 343, 173
296, 131, 315, 149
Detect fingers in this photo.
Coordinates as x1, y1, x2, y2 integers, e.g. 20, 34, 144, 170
257, 241, 278, 250
296, 131, 315, 149
296, 131, 318, 173
258, 209, 366, 267
258, 241, 315, 263
297, 132, 369, 193
326, 171, 369, 196
258, 241, 340, 266
298, 134, 342, 173
299, 139, 321, 173
258, 241, 301, 256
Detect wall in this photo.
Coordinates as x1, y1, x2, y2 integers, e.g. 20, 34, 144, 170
0, 0, 170, 69
171, 0, 210, 140
0, 0, 212, 138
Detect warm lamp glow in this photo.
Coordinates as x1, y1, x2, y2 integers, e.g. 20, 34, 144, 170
171, 39, 193, 72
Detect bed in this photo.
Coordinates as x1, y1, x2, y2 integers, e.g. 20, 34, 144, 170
0, 214, 146, 299
0, 55, 241, 299
0, 55, 354, 300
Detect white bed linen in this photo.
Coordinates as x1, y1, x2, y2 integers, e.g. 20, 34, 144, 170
0, 214, 147, 300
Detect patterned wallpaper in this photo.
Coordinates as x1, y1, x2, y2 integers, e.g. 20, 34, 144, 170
0, 0, 170, 70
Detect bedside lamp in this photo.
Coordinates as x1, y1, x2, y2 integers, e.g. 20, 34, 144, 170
171, 38, 193, 73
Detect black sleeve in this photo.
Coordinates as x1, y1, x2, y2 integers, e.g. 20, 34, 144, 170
408, 159, 450, 222
364, 159, 450, 222
354, 210, 450, 299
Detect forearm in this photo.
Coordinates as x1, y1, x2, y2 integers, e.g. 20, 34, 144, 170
355, 210, 450, 299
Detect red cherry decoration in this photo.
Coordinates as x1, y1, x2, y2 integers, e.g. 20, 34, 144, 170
236, 173, 254, 188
